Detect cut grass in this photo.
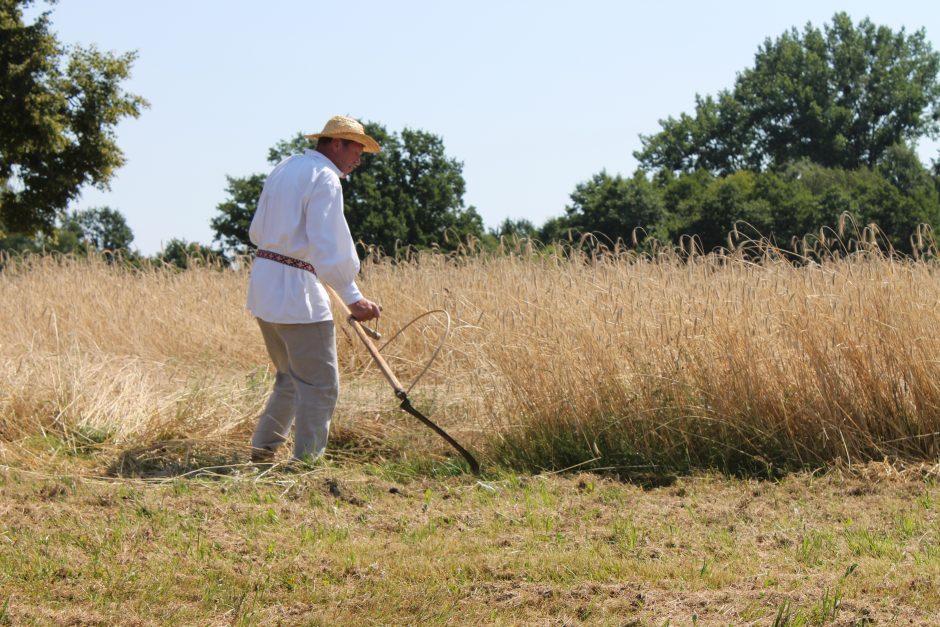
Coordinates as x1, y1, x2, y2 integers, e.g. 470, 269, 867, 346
1, 460, 939, 624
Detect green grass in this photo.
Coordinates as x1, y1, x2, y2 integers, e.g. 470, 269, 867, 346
2, 455, 939, 624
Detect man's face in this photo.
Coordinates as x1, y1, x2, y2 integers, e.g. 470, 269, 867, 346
331, 140, 365, 176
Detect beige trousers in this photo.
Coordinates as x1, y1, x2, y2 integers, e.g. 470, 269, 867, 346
250, 318, 338, 461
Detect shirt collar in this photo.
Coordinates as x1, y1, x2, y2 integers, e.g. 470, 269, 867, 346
305, 149, 342, 178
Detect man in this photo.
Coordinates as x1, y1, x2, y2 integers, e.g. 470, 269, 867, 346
246, 115, 382, 464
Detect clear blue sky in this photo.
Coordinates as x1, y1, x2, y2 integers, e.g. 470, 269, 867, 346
27, 0, 940, 254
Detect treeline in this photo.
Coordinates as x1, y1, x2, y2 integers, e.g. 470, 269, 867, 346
3, 5, 940, 263
0, 207, 221, 269
543, 150, 940, 255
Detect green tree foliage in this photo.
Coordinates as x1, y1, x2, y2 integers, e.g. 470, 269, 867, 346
556, 171, 666, 243
0, 0, 148, 234
636, 13, 940, 174
803, 156, 940, 249
209, 174, 265, 255
554, 152, 940, 254
71, 206, 133, 252
153, 238, 221, 269
0, 205, 135, 255
536, 216, 572, 244
349, 125, 481, 252
653, 159, 940, 252
491, 217, 537, 239
212, 122, 484, 255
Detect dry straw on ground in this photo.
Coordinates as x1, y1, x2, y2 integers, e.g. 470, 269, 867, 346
3, 238, 940, 476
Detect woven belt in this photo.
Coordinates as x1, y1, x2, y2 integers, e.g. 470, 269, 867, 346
255, 249, 317, 275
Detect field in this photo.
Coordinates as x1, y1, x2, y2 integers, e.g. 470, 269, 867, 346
3, 247, 940, 624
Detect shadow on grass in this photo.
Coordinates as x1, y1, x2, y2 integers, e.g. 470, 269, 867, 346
327, 425, 484, 479
326, 424, 407, 462
107, 439, 246, 479
105, 428, 481, 481
485, 426, 805, 487
104, 423, 409, 479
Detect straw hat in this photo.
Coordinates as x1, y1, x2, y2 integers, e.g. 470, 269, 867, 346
305, 115, 380, 153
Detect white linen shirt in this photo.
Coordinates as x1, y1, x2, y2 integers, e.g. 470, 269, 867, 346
246, 149, 363, 323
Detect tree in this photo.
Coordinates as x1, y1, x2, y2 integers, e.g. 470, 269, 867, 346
492, 218, 537, 239
562, 171, 666, 243
554, 13, 940, 253
0, 0, 147, 234
212, 122, 484, 255
636, 13, 940, 174
71, 206, 133, 252
684, 171, 775, 249
209, 174, 265, 255
538, 215, 574, 243
153, 238, 220, 269
635, 93, 752, 176
653, 160, 940, 253
0, 205, 134, 255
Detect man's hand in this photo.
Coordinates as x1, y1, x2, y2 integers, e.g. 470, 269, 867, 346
348, 298, 381, 322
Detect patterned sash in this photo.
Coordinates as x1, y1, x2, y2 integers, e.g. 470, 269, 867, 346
255, 249, 317, 275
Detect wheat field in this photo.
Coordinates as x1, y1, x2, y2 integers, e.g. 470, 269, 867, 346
3, 243, 940, 477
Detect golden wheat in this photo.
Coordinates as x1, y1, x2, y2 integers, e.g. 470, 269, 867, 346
3, 247, 940, 473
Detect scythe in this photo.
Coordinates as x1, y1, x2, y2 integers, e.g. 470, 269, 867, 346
326, 286, 481, 475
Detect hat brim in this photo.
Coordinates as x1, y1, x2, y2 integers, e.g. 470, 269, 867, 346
304, 131, 380, 153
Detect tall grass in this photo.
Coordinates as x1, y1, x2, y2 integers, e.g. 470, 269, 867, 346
0, 255, 265, 449
469, 249, 940, 474
4, 239, 940, 476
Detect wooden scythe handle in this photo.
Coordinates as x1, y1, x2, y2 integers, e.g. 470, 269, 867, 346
323, 285, 405, 395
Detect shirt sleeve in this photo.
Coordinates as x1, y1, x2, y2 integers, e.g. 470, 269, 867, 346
304, 173, 363, 304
